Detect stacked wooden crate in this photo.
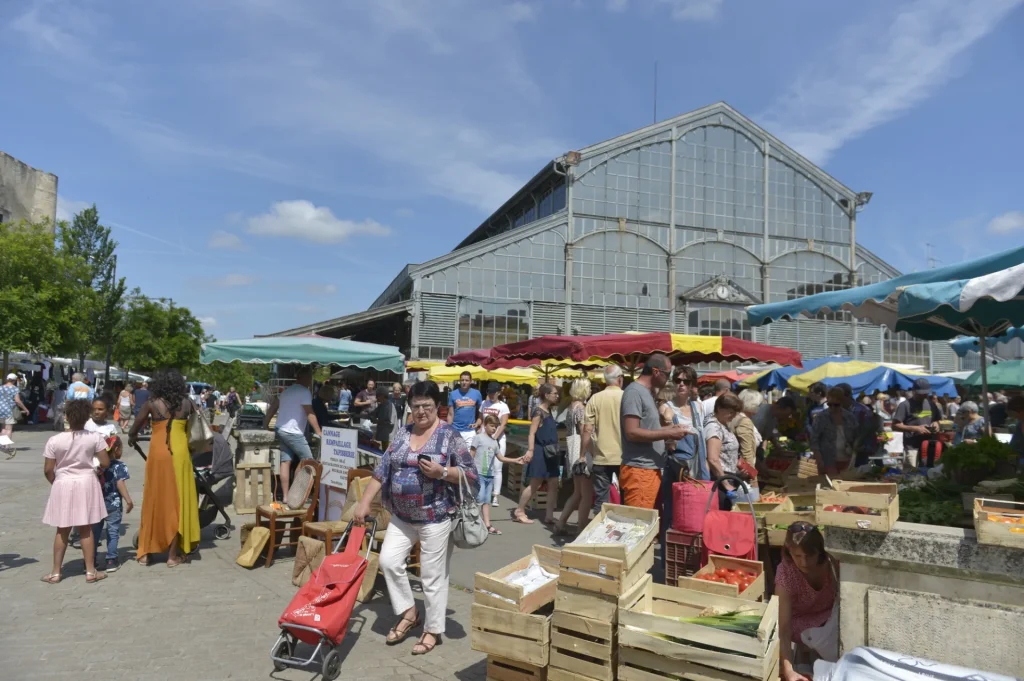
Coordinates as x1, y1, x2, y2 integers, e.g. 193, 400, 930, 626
815, 481, 899, 533
618, 580, 781, 681
763, 494, 817, 547
472, 546, 562, 681
550, 505, 658, 681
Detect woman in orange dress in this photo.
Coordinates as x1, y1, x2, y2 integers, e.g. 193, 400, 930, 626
128, 369, 201, 566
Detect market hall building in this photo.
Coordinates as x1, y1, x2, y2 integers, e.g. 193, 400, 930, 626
269, 102, 958, 372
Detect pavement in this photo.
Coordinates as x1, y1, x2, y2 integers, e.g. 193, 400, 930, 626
0, 420, 579, 681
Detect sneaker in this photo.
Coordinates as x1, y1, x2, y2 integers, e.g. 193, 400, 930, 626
105, 559, 120, 573
491, 497, 500, 507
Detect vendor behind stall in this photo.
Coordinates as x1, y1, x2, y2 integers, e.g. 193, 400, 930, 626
891, 377, 941, 452
776, 522, 838, 681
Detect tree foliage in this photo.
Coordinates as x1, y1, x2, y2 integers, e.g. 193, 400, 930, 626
56, 205, 127, 359
0, 221, 93, 357
111, 289, 208, 374
188, 360, 266, 394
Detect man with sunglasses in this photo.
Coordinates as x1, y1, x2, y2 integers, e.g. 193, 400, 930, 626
619, 354, 690, 509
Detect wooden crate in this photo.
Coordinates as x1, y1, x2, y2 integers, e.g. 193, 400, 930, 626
786, 458, 820, 479
487, 655, 547, 681
675, 555, 765, 601
733, 497, 789, 518
619, 645, 780, 681
763, 496, 816, 547
973, 498, 1024, 549
555, 571, 651, 624
233, 462, 273, 514
783, 476, 827, 494
550, 612, 616, 681
559, 542, 655, 598
506, 460, 525, 497
548, 668, 603, 681
815, 481, 899, 533
475, 545, 562, 614
567, 504, 659, 571
471, 603, 552, 667
619, 581, 779, 681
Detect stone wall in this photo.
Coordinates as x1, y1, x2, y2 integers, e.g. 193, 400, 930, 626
827, 522, 1024, 677
0, 151, 58, 229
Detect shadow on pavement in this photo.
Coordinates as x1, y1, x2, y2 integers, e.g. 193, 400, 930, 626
0, 553, 39, 571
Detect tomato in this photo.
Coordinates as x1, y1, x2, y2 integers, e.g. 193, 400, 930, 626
715, 568, 731, 579
724, 576, 740, 586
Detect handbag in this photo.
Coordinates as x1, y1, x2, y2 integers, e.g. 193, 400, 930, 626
187, 402, 215, 452
450, 467, 488, 549
701, 474, 758, 563
671, 472, 718, 534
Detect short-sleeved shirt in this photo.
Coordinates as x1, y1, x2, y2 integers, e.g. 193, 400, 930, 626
620, 381, 665, 470
481, 399, 510, 443
99, 460, 130, 509
337, 389, 352, 412
892, 397, 940, 450
0, 384, 18, 419
448, 387, 483, 432
752, 404, 777, 441
276, 384, 312, 435
355, 389, 377, 416
44, 431, 107, 479
704, 419, 739, 474
472, 432, 501, 477
585, 386, 623, 466
85, 419, 119, 438
67, 381, 95, 402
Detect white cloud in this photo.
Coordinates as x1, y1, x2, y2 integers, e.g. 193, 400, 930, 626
217, 273, 257, 287
56, 196, 90, 222
761, 0, 1021, 165
988, 211, 1024, 235
305, 284, 338, 296
246, 200, 390, 244
606, 0, 723, 21
197, 316, 217, 328
207, 230, 246, 251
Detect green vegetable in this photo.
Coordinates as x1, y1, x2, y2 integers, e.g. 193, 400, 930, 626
678, 611, 762, 636
942, 437, 1017, 483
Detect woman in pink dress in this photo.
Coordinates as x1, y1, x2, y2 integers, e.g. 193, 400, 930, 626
775, 521, 838, 681
41, 399, 111, 584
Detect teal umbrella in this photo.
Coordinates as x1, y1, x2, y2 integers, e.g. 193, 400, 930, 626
200, 335, 405, 373
961, 360, 1024, 390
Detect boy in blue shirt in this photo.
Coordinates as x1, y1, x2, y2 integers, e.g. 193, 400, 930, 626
93, 436, 133, 572
447, 371, 482, 447
471, 415, 516, 535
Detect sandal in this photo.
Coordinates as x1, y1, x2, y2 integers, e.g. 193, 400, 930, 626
40, 573, 61, 584
166, 558, 185, 568
386, 613, 422, 645
487, 526, 502, 535
137, 556, 149, 566
411, 632, 442, 655
510, 511, 534, 524
85, 571, 106, 583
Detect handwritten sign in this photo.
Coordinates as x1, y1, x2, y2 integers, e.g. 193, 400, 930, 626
320, 427, 358, 491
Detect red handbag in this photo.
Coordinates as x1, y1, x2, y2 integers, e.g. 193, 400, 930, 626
701, 475, 758, 564
671, 475, 718, 534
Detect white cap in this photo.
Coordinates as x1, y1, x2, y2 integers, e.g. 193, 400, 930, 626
6, 373, 18, 381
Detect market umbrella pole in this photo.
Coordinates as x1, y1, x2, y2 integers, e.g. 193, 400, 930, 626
980, 333, 991, 436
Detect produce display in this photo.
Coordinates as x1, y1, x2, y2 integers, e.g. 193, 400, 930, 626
679, 606, 762, 635
986, 513, 1024, 524
823, 505, 882, 516
764, 458, 793, 472
758, 491, 788, 504
692, 568, 758, 592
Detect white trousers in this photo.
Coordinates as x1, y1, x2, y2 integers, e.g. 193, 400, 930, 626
492, 437, 506, 498
379, 515, 453, 635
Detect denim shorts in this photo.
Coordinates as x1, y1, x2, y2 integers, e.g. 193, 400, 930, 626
277, 429, 313, 462
477, 476, 495, 505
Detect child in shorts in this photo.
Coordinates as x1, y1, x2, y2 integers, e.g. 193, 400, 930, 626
471, 415, 515, 535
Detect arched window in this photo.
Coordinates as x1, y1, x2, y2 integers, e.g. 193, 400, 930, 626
573, 142, 673, 224
676, 241, 763, 299
768, 157, 850, 245
674, 125, 765, 235
768, 251, 850, 320
572, 232, 668, 309
687, 305, 752, 340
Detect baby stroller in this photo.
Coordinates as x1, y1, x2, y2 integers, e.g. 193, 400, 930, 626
130, 431, 236, 549
271, 518, 377, 681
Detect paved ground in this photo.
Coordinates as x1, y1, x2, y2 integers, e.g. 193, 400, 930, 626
0, 421, 577, 681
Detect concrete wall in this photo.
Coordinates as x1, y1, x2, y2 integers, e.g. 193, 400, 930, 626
0, 151, 58, 229
827, 522, 1024, 677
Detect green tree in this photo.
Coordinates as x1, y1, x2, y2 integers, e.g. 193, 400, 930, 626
0, 221, 93, 371
111, 290, 207, 375
56, 205, 127, 371
189, 361, 260, 394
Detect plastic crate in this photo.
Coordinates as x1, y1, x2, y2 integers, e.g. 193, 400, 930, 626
664, 529, 703, 585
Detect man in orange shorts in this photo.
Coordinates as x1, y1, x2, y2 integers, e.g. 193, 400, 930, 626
619, 354, 690, 509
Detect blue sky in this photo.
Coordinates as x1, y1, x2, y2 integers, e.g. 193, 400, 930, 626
3, 0, 1023, 341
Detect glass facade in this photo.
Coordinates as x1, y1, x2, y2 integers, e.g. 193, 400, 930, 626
571, 231, 669, 309
457, 299, 529, 351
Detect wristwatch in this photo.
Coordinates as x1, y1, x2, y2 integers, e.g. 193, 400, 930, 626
442, 466, 449, 479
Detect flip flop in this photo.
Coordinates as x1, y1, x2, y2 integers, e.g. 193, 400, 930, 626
40, 573, 61, 584
487, 526, 502, 535
85, 571, 106, 583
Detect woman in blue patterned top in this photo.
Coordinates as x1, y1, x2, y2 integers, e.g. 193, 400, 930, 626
354, 380, 478, 657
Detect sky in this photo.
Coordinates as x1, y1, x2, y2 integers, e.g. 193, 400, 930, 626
3, 0, 1023, 341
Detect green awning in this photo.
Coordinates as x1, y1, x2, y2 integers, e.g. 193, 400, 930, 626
200, 335, 405, 373
961, 359, 1024, 390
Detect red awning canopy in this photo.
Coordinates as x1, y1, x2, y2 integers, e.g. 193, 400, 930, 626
447, 332, 801, 369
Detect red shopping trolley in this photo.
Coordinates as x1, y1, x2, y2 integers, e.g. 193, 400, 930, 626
271, 518, 376, 681
701, 474, 759, 564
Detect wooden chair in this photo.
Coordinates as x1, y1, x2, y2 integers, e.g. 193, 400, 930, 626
257, 459, 322, 567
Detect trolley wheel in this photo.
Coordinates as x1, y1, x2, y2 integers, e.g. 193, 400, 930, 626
214, 525, 232, 541
321, 648, 342, 681
272, 636, 293, 672
132, 531, 139, 550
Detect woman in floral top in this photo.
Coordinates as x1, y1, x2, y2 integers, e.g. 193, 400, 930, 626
354, 381, 478, 657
